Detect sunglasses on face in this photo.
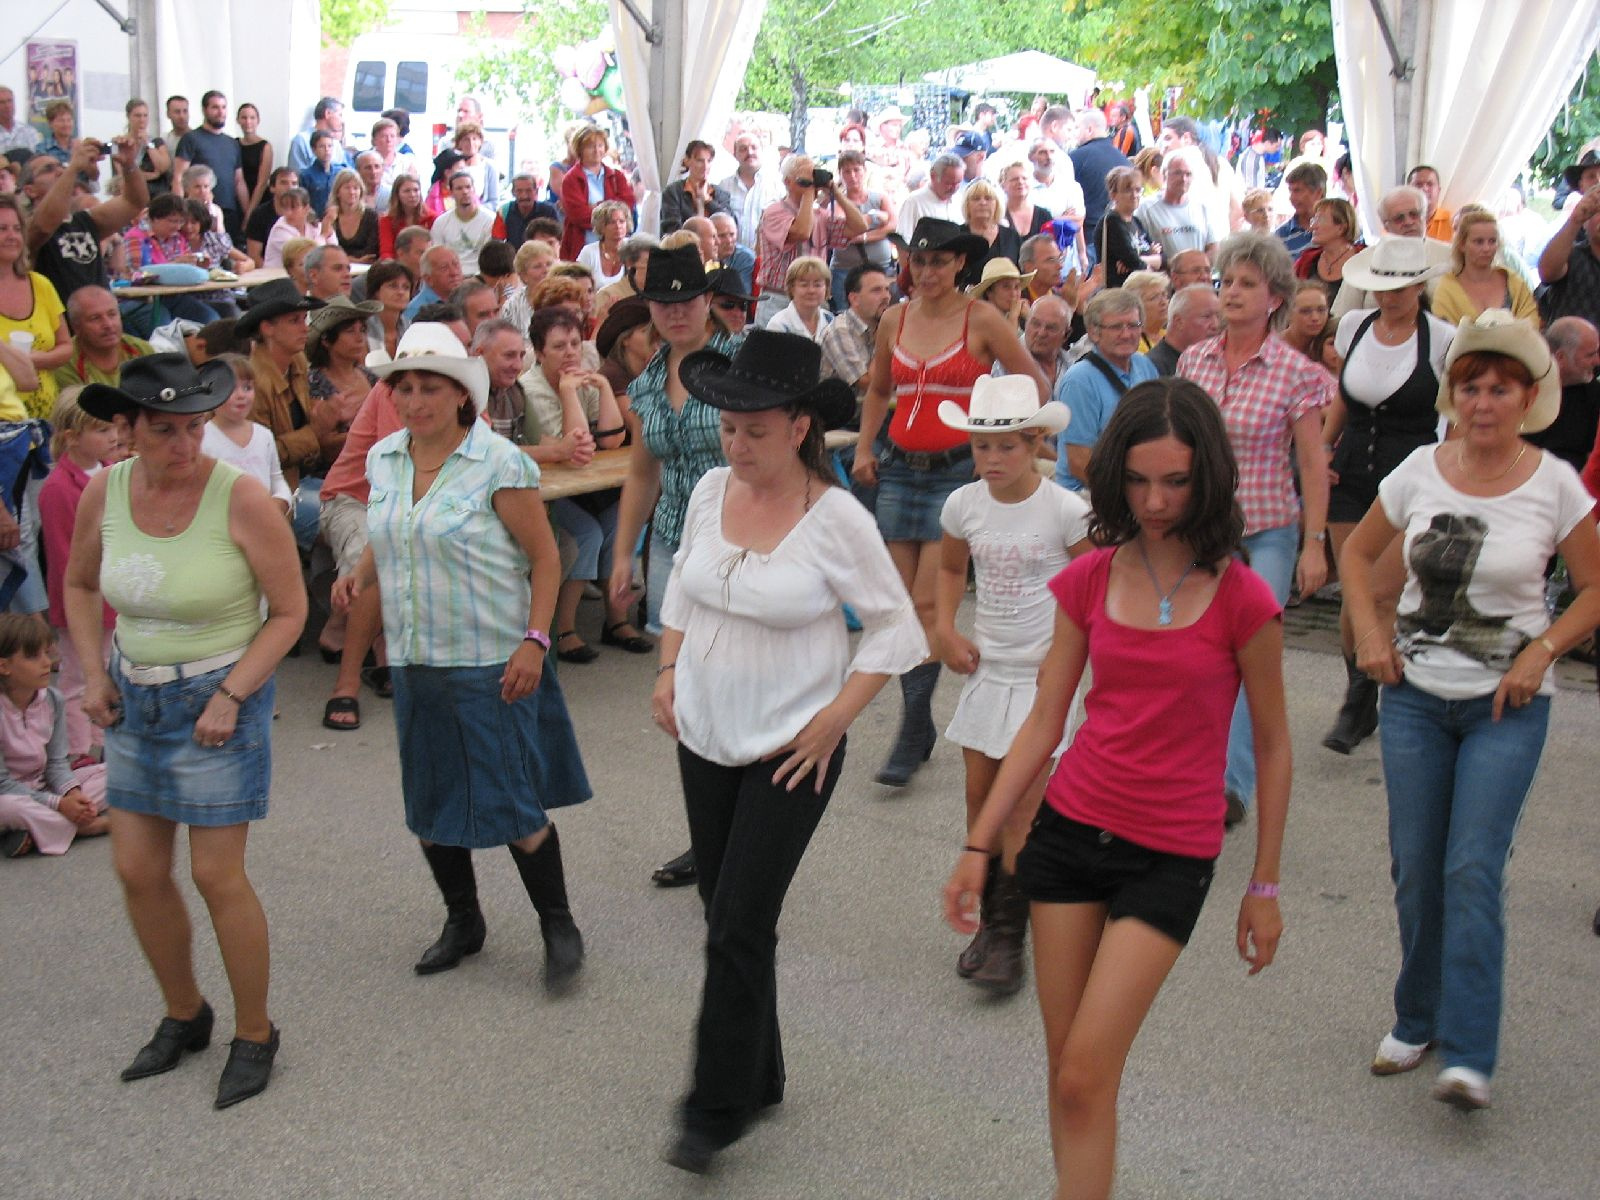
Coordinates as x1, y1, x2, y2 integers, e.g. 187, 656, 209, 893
712, 298, 746, 312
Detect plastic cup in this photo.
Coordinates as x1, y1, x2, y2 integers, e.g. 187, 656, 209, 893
8, 331, 35, 352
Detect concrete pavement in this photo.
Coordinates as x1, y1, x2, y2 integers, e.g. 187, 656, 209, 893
3, 596, 1598, 1199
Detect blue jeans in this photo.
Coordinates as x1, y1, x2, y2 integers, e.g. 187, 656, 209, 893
645, 526, 676, 637
1379, 680, 1548, 1076
292, 477, 324, 551
550, 497, 619, 582
1224, 523, 1298, 807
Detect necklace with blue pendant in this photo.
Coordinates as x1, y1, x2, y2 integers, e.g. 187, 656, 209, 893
1136, 538, 1197, 627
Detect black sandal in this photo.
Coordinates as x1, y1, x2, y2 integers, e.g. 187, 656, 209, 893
556, 631, 600, 664
651, 848, 697, 887
602, 622, 654, 654
322, 696, 361, 731
361, 665, 394, 698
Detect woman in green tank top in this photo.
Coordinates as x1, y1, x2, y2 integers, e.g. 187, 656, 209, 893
63, 354, 306, 1110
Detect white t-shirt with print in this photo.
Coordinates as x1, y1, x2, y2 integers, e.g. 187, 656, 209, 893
429, 207, 498, 274
1379, 444, 1594, 699
1134, 196, 1217, 259
940, 478, 1091, 666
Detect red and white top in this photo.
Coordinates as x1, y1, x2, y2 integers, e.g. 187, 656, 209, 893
1178, 332, 1331, 534
1044, 547, 1281, 859
888, 302, 990, 453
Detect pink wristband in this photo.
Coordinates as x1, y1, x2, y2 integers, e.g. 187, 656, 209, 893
1246, 881, 1280, 899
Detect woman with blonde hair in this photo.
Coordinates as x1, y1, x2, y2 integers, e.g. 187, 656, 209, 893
501, 239, 560, 341
577, 199, 633, 288
764, 255, 832, 342
320, 169, 379, 264
1122, 270, 1171, 354
1432, 209, 1539, 326
961, 179, 1020, 273
1293, 197, 1362, 310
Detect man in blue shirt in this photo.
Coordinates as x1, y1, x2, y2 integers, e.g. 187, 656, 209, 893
1274, 161, 1326, 258
1057, 289, 1158, 491
403, 246, 464, 322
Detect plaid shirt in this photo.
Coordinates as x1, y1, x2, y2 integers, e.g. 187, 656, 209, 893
757, 198, 849, 294
630, 332, 740, 546
819, 307, 875, 398
1178, 332, 1330, 534
366, 420, 542, 667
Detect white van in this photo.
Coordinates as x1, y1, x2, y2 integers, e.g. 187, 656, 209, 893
340, 34, 515, 172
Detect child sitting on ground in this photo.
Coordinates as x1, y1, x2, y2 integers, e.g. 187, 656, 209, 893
38, 386, 118, 763
0, 614, 109, 856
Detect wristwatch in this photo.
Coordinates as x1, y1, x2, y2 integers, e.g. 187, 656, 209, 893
523, 628, 551, 651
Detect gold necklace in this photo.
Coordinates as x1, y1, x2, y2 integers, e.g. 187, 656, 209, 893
412, 435, 465, 474
1456, 440, 1527, 483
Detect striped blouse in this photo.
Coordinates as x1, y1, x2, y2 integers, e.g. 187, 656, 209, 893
366, 421, 542, 667
628, 330, 741, 547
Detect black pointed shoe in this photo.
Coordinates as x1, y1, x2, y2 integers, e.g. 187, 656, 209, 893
214, 1025, 280, 1109
414, 910, 488, 974
120, 1001, 214, 1081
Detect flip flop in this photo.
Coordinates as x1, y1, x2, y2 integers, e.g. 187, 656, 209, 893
322, 696, 361, 731
361, 666, 394, 698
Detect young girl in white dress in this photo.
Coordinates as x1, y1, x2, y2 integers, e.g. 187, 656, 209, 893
934, 375, 1088, 994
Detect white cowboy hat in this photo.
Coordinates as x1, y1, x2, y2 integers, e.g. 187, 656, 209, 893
938, 374, 1070, 435
967, 257, 1037, 299
875, 106, 907, 128
1342, 236, 1452, 292
368, 322, 489, 414
1436, 309, 1561, 433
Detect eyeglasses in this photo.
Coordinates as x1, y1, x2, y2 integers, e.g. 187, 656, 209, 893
1096, 320, 1144, 335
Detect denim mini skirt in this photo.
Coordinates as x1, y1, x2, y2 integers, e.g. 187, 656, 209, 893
105, 659, 274, 827
392, 660, 591, 849
874, 447, 975, 543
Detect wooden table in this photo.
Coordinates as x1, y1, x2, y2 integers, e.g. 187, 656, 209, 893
115, 262, 366, 299
537, 447, 633, 500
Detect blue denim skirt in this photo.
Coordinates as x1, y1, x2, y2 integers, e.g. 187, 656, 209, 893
874, 448, 975, 543
392, 660, 592, 849
105, 660, 274, 827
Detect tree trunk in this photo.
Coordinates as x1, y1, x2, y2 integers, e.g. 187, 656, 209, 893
789, 50, 809, 153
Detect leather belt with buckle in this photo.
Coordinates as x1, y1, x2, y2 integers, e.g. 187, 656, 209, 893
881, 443, 973, 472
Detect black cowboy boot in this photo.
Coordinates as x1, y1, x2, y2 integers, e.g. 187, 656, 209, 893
956, 854, 1001, 978
510, 825, 584, 990
970, 868, 1029, 996
415, 843, 486, 975
875, 662, 939, 787
1323, 654, 1380, 754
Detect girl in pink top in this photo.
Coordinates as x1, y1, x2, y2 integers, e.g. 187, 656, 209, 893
39, 389, 119, 761
0, 615, 109, 856
943, 378, 1290, 1200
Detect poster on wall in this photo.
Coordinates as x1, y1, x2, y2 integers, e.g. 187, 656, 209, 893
26, 40, 78, 138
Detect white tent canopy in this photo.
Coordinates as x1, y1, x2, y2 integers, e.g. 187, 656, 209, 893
1333, 0, 1600, 222
923, 51, 1096, 104
609, 0, 768, 236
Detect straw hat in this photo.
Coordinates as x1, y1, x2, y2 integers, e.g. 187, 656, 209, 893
937, 374, 1069, 434
1436, 309, 1560, 433
1342, 236, 1451, 292
967, 257, 1036, 299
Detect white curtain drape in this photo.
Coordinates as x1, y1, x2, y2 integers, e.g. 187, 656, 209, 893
1333, 0, 1600, 228
152, 0, 319, 157
609, 0, 768, 235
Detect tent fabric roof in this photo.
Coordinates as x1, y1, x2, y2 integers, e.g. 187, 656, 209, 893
922, 51, 1096, 101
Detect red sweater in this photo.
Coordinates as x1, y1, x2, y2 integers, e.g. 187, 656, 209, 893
559, 164, 636, 261
38, 457, 114, 629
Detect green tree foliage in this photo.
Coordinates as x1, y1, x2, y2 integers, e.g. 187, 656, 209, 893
1063, 0, 1337, 132
452, 0, 609, 136
320, 0, 391, 48
1532, 53, 1600, 188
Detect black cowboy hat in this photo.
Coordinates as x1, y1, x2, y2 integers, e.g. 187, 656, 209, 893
234, 277, 325, 341
888, 217, 988, 266
594, 295, 651, 359
708, 266, 755, 304
1564, 149, 1600, 191
679, 330, 855, 430
637, 245, 712, 303
79, 352, 234, 422
431, 147, 465, 187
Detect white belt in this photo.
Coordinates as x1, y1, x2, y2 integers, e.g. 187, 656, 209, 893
116, 643, 245, 686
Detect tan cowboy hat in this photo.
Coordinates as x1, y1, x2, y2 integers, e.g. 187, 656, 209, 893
1342, 236, 1452, 292
967, 256, 1036, 300
937, 374, 1069, 435
1436, 309, 1560, 433
307, 293, 383, 344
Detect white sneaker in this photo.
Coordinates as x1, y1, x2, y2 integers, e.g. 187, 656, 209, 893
1371, 1033, 1433, 1076
1432, 1066, 1491, 1111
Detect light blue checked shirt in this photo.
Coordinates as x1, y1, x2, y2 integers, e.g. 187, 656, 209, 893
366, 421, 543, 667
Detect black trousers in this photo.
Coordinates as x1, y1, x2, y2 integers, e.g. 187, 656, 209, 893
676, 736, 846, 1144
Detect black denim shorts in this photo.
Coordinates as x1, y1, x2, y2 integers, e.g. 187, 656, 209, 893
1016, 806, 1216, 945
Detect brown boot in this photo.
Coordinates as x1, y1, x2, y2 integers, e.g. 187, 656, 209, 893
956, 854, 1001, 978
969, 869, 1028, 996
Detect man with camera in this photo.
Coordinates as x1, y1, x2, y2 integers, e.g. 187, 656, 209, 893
754, 154, 867, 328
